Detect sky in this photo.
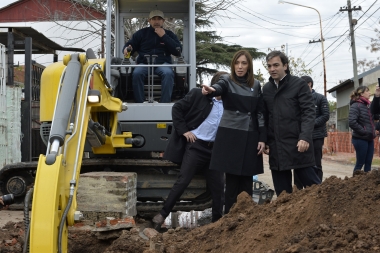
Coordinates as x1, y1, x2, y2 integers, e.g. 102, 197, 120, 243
1, 0, 379, 101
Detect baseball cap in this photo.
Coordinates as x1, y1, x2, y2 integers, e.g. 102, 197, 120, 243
149, 10, 164, 19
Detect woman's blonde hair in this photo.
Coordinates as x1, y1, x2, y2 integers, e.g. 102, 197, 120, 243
350, 85, 369, 101
230, 50, 255, 88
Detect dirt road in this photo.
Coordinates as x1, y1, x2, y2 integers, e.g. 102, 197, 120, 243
0, 157, 355, 228
259, 155, 354, 192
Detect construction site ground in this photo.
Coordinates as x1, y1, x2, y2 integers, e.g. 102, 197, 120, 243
1, 152, 380, 253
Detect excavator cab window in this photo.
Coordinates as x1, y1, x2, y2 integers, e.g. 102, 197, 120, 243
111, 53, 188, 103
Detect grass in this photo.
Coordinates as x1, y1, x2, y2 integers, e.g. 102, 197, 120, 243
349, 157, 380, 166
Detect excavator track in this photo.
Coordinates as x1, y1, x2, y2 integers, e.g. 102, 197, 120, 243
0, 158, 212, 213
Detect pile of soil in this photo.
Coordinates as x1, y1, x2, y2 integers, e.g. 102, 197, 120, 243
2, 170, 380, 253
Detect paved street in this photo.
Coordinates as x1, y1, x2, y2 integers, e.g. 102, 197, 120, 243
259, 154, 356, 198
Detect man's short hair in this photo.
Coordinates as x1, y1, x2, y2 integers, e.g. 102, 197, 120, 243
149, 10, 164, 19
266, 50, 290, 74
301, 76, 313, 88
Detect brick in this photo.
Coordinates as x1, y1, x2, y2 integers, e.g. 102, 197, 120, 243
77, 172, 137, 221
143, 228, 158, 239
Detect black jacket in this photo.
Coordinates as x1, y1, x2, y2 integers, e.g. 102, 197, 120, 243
163, 88, 214, 164
370, 96, 380, 119
263, 75, 315, 171
311, 89, 330, 139
122, 26, 182, 64
208, 74, 266, 176
349, 98, 376, 141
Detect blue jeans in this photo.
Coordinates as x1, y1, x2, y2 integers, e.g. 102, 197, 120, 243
132, 63, 174, 103
352, 137, 374, 172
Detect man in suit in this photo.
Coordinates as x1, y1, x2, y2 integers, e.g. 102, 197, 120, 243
152, 72, 227, 230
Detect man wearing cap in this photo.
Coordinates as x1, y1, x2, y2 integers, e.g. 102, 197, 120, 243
122, 10, 182, 103
294, 76, 329, 188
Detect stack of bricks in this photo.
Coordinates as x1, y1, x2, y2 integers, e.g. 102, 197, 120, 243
76, 172, 137, 221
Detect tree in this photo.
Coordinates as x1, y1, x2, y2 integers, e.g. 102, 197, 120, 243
358, 25, 380, 73
328, 101, 337, 112
194, 1, 265, 84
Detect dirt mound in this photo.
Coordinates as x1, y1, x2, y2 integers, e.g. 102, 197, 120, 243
162, 170, 380, 252
2, 170, 380, 253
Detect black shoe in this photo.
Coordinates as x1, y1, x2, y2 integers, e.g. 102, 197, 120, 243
152, 214, 165, 231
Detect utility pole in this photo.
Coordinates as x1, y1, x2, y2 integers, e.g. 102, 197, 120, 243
340, 0, 361, 88
309, 38, 327, 96
101, 24, 105, 58
279, 0, 327, 96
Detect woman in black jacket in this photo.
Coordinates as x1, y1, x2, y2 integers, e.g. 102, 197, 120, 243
202, 50, 266, 214
348, 85, 376, 174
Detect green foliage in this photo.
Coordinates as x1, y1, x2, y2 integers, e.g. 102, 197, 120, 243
358, 25, 380, 73
193, 1, 265, 84
328, 101, 337, 112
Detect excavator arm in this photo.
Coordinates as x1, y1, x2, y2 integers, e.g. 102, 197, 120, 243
29, 53, 132, 253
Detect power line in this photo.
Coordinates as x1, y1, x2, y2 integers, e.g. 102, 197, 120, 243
239, 3, 336, 25
306, 1, 380, 68
235, 5, 337, 28
227, 9, 314, 39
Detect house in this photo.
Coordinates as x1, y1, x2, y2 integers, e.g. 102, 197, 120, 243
327, 65, 380, 132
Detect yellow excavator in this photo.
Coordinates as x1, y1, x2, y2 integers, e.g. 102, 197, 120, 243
15, 0, 205, 252
29, 54, 134, 252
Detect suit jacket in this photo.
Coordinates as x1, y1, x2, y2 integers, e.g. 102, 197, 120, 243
163, 88, 214, 164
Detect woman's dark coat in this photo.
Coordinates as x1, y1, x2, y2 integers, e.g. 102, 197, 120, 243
262, 75, 315, 171
208, 74, 266, 176
163, 88, 214, 164
349, 98, 376, 141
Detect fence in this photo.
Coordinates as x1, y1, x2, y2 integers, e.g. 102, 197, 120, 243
324, 131, 380, 156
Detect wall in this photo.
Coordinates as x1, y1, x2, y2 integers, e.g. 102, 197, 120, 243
0, 43, 21, 167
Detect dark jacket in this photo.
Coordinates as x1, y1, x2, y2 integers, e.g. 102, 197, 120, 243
263, 74, 315, 171
369, 96, 380, 131
208, 74, 266, 176
122, 26, 182, 64
311, 89, 330, 139
349, 98, 376, 141
163, 88, 214, 164
370, 96, 380, 119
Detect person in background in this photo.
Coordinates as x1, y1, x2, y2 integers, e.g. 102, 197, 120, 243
122, 10, 182, 103
262, 50, 321, 196
152, 72, 227, 231
294, 76, 329, 188
349, 86, 376, 176
202, 50, 266, 214
370, 84, 380, 115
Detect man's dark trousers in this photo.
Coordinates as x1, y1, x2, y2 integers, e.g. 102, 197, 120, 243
272, 166, 321, 196
160, 140, 224, 222
294, 138, 324, 189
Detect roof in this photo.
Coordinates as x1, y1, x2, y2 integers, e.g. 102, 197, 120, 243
327, 65, 380, 93
0, 0, 105, 22
0, 27, 84, 54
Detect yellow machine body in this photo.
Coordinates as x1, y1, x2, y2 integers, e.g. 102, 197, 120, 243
30, 54, 132, 252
